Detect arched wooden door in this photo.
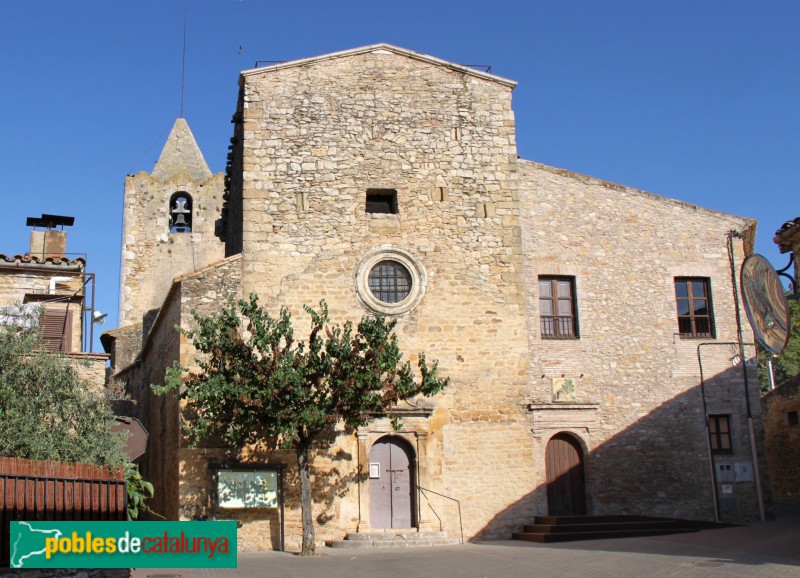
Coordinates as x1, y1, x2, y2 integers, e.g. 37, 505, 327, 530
369, 436, 415, 529
545, 433, 587, 516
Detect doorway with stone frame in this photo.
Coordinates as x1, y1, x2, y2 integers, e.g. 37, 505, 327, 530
369, 435, 416, 529
545, 432, 587, 516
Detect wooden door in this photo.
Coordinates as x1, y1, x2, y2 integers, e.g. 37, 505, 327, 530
369, 436, 415, 529
546, 433, 587, 516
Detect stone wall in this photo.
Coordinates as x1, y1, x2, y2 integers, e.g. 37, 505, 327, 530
66, 353, 110, 392
116, 256, 242, 520
115, 286, 184, 520
118, 45, 770, 550
518, 160, 766, 523
174, 256, 242, 522
231, 46, 532, 545
119, 120, 225, 328
762, 375, 800, 503
102, 324, 144, 374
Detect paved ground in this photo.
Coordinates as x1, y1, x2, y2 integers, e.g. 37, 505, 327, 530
132, 506, 800, 578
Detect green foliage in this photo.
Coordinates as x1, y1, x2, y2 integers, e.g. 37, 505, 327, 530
759, 298, 800, 394
154, 294, 449, 554
156, 295, 449, 450
0, 306, 126, 466
125, 463, 158, 520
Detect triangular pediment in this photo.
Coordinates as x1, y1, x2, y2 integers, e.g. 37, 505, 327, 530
240, 43, 517, 88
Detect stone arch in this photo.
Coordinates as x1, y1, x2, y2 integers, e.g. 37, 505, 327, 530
544, 431, 587, 516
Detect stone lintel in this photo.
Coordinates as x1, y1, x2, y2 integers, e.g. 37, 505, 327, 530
527, 402, 599, 431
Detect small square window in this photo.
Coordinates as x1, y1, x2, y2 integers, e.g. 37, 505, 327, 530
366, 189, 398, 214
539, 276, 578, 339
708, 414, 732, 454
675, 277, 715, 338
788, 411, 799, 427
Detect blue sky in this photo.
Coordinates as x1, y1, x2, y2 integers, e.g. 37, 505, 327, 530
0, 1, 797, 349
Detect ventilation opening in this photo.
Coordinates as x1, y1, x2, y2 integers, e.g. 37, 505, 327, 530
366, 189, 398, 214
789, 411, 799, 426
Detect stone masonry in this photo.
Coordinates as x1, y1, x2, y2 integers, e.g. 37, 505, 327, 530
119, 118, 225, 328
110, 44, 768, 552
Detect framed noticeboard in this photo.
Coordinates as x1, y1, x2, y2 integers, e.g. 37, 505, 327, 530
216, 469, 278, 509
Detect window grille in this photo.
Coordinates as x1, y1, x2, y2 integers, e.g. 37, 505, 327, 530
368, 260, 412, 304
539, 277, 578, 339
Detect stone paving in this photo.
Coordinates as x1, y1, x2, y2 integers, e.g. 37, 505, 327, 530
131, 506, 800, 578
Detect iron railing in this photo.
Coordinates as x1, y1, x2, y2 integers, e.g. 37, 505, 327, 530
417, 486, 463, 544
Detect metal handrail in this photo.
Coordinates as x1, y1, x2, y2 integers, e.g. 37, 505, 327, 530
417, 486, 463, 544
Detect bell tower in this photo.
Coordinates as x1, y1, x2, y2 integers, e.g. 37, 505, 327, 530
118, 118, 225, 327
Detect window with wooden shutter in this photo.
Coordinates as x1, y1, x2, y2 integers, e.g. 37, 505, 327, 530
539, 276, 579, 339
40, 308, 72, 352
708, 414, 732, 454
675, 278, 715, 338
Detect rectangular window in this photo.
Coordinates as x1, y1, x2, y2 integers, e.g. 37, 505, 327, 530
788, 411, 799, 427
708, 415, 732, 453
539, 277, 578, 339
366, 189, 398, 214
675, 277, 714, 338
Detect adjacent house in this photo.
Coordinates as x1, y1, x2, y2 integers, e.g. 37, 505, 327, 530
0, 215, 108, 387
761, 217, 800, 505
104, 44, 768, 550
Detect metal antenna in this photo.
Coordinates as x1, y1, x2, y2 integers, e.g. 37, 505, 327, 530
180, 8, 187, 118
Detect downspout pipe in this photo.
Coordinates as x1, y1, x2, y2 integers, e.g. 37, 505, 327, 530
697, 341, 721, 523
697, 341, 757, 522
727, 230, 766, 522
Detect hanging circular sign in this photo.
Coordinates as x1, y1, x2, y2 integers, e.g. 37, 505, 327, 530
740, 254, 791, 354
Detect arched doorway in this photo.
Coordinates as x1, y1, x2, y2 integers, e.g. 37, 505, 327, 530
369, 436, 416, 529
545, 433, 587, 516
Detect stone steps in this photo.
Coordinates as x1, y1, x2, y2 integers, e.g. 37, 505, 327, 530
513, 515, 700, 543
327, 530, 461, 549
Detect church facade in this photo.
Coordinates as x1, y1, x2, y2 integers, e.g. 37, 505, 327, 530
105, 44, 768, 550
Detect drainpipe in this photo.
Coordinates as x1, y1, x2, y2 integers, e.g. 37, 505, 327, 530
727, 231, 766, 522
49, 276, 73, 294
697, 342, 721, 523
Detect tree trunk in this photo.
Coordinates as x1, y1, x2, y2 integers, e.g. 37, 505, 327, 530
296, 443, 316, 555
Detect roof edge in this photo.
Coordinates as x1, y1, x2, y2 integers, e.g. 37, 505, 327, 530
519, 159, 757, 228
241, 44, 518, 88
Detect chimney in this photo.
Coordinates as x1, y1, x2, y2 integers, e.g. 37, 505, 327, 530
26, 214, 75, 259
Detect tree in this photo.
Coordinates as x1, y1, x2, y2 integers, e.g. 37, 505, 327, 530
759, 298, 800, 393
0, 305, 126, 466
155, 295, 449, 555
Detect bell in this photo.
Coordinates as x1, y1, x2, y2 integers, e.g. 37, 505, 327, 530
173, 213, 189, 228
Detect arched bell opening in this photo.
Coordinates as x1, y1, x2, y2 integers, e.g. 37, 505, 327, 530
169, 191, 193, 233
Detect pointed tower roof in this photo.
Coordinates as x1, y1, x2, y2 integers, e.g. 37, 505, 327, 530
151, 118, 212, 182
